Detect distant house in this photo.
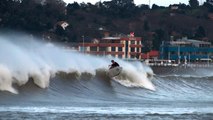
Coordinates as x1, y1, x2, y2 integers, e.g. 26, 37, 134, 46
98, 27, 104, 31
141, 50, 159, 59
170, 5, 178, 10
55, 21, 69, 30
160, 37, 213, 62
78, 35, 143, 60
169, 5, 179, 16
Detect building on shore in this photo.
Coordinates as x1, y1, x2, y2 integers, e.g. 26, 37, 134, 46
160, 37, 213, 63
78, 35, 142, 60
141, 50, 159, 60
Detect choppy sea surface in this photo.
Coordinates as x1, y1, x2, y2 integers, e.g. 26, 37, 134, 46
1, 66, 213, 120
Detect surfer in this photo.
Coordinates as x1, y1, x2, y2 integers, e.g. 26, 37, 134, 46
109, 60, 119, 69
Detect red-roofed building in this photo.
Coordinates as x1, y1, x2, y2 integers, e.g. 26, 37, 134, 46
141, 50, 159, 59
78, 36, 142, 60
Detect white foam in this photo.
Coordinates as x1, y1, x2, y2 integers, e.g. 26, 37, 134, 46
0, 33, 155, 93
0, 65, 18, 94
1, 106, 213, 115
113, 61, 155, 91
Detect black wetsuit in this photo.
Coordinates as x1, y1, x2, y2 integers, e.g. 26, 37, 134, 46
110, 62, 119, 69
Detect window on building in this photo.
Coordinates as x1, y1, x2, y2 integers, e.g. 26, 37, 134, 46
137, 41, 141, 45
111, 47, 116, 51
204, 44, 210, 47
125, 41, 129, 57
171, 51, 176, 55
99, 47, 106, 51
118, 47, 122, 51
137, 48, 140, 53
131, 41, 135, 44
80, 47, 85, 52
200, 44, 210, 48
131, 47, 135, 52
90, 47, 97, 51
112, 40, 120, 43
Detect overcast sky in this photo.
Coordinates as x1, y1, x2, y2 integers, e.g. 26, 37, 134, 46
63, 0, 202, 6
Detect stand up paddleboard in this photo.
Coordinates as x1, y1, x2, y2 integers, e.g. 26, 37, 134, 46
108, 66, 122, 78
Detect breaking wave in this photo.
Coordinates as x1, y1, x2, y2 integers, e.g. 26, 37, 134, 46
0, 33, 155, 94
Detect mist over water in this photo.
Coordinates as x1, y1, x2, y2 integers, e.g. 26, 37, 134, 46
0, 33, 155, 94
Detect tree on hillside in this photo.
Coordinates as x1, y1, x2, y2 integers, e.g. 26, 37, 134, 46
102, 0, 136, 18
111, 0, 134, 7
151, 4, 165, 10
66, 2, 80, 14
203, 1, 213, 12
194, 26, 206, 38
153, 29, 165, 50
143, 20, 150, 31
189, 0, 199, 8
177, 3, 189, 9
152, 4, 160, 10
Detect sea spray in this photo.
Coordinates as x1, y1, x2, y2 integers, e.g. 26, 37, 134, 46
0, 33, 155, 93
0, 65, 18, 94
112, 60, 155, 90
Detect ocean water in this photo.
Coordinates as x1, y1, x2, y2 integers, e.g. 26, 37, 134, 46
0, 34, 213, 120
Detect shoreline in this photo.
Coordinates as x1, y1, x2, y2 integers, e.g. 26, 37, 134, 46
147, 63, 213, 68
149, 63, 213, 75
143, 59, 213, 68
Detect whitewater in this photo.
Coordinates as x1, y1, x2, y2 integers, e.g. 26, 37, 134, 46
0, 33, 213, 120
0, 33, 155, 94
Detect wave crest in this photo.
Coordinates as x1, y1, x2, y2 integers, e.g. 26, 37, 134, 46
0, 33, 155, 93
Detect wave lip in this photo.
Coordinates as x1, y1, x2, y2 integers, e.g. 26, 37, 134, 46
113, 67, 155, 91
